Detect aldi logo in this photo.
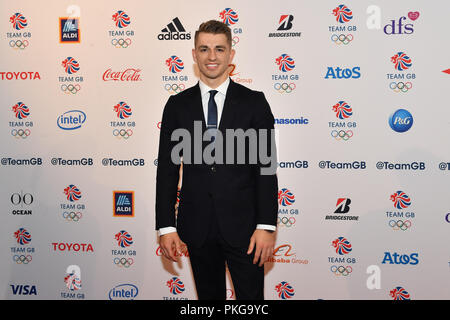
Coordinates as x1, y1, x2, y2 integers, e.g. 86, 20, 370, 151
113, 191, 134, 217
59, 17, 80, 43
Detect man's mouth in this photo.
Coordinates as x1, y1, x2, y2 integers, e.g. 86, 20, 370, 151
206, 63, 219, 70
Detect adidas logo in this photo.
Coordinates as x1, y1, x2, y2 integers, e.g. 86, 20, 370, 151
158, 17, 191, 40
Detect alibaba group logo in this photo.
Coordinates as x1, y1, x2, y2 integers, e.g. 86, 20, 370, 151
272, 244, 296, 257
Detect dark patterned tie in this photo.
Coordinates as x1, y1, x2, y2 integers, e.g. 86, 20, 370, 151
207, 90, 218, 142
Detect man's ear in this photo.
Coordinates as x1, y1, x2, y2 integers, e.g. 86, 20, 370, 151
229, 48, 236, 63
192, 48, 197, 64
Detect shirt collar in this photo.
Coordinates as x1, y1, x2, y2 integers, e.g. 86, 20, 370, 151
199, 77, 230, 97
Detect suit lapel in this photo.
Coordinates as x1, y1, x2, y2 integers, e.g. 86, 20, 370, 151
219, 79, 239, 131
188, 83, 207, 131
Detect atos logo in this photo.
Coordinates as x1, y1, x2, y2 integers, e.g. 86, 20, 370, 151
325, 66, 361, 79
57, 110, 86, 130
167, 277, 185, 295
389, 109, 413, 133
332, 5, 353, 23
109, 284, 138, 300
10, 284, 37, 296
275, 281, 295, 299
382, 252, 419, 265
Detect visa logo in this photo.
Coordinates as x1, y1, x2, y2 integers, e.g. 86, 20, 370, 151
10, 284, 37, 295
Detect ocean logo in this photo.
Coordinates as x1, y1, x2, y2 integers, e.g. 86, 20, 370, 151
332, 101, 352, 119
10, 13, 27, 30
390, 191, 411, 209
12, 102, 30, 119
275, 281, 295, 299
220, 8, 238, 26
166, 277, 185, 295
112, 10, 130, 28
389, 109, 413, 133
115, 230, 133, 248
61, 57, 80, 74
389, 286, 411, 300
278, 188, 295, 206
166, 56, 184, 73
64, 184, 82, 202
64, 272, 82, 291
332, 5, 353, 23
114, 102, 132, 119
275, 54, 295, 72
332, 237, 352, 255
14, 228, 31, 245
391, 52, 412, 71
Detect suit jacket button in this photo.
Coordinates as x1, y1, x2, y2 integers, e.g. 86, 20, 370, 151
211, 166, 216, 172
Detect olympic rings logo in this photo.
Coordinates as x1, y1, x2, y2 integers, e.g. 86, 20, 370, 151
331, 34, 353, 45
11, 129, 31, 139
63, 211, 82, 222
331, 130, 353, 141
113, 129, 133, 139
389, 81, 412, 93
330, 265, 352, 276
389, 219, 412, 231
277, 216, 296, 227
61, 84, 81, 94
164, 83, 185, 94
232, 36, 239, 47
111, 38, 132, 48
9, 39, 29, 50
274, 82, 296, 93
113, 257, 134, 268
13, 254, 32, 264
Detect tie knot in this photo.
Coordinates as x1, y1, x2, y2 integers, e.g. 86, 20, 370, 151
209, 90, 218, 98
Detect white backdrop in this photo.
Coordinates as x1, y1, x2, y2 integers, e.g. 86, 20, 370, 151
1, 0, 449, 300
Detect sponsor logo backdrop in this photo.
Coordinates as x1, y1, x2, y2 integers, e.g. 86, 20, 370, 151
0, 0, 449, 300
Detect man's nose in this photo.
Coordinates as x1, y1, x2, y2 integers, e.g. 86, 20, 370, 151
208, 50, 217, 60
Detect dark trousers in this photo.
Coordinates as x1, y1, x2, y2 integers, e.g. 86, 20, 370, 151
187, 215, 264, 300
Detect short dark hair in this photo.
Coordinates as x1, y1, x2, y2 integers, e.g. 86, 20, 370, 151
194, 20, 232, 48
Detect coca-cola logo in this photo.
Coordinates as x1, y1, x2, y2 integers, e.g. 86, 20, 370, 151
102, 68, 142, 82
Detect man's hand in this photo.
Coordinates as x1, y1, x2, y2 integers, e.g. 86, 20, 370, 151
247, 229, 276, 267
159, 232, 186, 262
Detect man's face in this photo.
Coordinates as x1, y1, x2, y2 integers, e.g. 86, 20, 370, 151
192, 32, 235, 85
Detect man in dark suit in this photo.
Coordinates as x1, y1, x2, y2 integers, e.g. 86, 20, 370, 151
156, 20, 278, 300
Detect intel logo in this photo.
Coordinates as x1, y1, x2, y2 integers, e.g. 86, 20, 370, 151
57, 110, 86, 130
389, 109, 413, 133
108, 283, 138, 300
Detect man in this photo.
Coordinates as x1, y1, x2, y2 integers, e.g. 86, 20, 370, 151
156, 20, 278, 300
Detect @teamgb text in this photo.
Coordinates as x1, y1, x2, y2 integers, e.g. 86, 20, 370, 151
166, 121, 277, 175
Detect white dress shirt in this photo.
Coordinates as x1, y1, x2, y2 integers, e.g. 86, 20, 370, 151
159, 78, 276, 236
